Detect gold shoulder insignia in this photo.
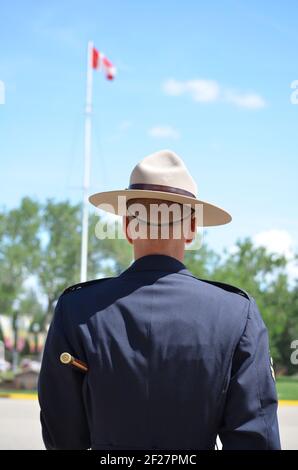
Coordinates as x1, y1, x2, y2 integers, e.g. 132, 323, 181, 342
197, 278, 250, 300
270, 356, 276, 381
62, 277, 112, 296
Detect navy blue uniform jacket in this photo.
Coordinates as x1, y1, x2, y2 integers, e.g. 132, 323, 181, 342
38, 254, 281, 450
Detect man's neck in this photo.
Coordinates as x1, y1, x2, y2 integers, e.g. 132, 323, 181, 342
133, 241, 185, 263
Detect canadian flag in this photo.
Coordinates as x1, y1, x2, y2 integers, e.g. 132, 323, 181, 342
92, 47, 116, 80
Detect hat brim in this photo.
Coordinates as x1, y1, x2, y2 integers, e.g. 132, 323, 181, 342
89, 189, 232, 227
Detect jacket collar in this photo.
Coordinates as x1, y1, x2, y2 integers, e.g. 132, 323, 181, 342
124, 254, 189, 275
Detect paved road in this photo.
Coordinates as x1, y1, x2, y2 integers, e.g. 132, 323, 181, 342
0, 399, 297, 450
0, 399, 44, 450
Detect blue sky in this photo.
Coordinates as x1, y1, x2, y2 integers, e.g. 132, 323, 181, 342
1, 0, 298, 258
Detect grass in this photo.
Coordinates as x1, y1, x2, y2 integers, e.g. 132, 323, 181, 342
276, 376, 298, 401
0, 389, 37, 395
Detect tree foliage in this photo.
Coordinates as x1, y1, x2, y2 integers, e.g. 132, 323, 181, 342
0, 198, 297, 374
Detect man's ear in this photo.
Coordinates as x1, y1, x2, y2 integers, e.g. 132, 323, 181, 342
123, 216, 133, 245
191, 215, 197, 234
185, 215, 197, 244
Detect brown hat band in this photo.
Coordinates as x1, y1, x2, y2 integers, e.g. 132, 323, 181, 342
128, 183, 196, 199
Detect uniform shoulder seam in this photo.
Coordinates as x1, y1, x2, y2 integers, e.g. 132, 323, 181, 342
61, 277, 113, 296
195, 277, 250, 300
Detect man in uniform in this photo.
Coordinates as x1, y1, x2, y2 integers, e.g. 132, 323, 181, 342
38, 150, 281, 450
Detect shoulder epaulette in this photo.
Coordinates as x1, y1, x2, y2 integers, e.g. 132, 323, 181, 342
198, 278, 250, 300
62, 277, 113, 296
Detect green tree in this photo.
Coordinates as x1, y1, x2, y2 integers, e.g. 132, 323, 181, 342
184, 235, 219, 279
1, 198, 297, 375
211, 239, 296, 373
37, 199, 81, 318
0, 198, 41, 368
95, 218, 133, 275
36, 200, 123, 319
0, 197, 41, 315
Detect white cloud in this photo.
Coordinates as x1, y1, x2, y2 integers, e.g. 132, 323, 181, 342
163, 78, 219, 102
224, 90, 266, 109
253, 229, 295, 259
163, 78, 185, 96
163, 78, 266, 109
148, 125, 180, 139
253, 229, 298, 284
186, 80, 220, 102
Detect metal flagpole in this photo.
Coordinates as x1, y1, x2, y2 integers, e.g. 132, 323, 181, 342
80, 40, 94, 282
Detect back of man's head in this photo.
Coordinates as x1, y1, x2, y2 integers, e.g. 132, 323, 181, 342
124, 198, 197, 260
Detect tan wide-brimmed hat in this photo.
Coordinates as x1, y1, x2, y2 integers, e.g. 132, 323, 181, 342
89, 149, 232, 226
